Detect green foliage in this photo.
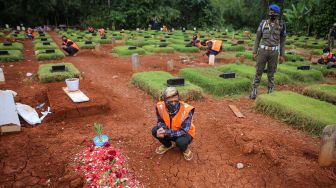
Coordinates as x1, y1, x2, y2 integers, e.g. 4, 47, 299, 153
0, 42, 23, 50
38, 63, 80, 83
235, 51, 253, 60
180, 67, 250, 96
303, 84, 336, 104
131, 71, 203, 101
256, 91, 336, 136
0, 50, 23, 62
223, 44, 245, 52
216, 64, 291, 86
111, 46, 146, 56
36, 49, 65, 60
94, 122, 103, 137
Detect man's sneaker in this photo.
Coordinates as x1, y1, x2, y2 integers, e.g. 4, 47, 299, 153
155, 144, 174, 155
249, 88, 257, 100
183, 149, 193, 161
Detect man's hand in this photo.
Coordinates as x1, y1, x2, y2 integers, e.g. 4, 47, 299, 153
279, 56, 285, 64
253, 53, 257, 61
156, 127, 166, 138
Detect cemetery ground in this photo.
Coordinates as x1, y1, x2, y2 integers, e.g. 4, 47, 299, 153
0, 32, 336, 187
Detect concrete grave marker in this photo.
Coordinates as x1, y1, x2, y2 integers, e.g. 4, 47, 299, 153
0, 90, 21, 133
0, 68, 5, 83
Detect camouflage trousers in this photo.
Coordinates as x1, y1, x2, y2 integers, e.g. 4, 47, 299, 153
252, 49, 279, 88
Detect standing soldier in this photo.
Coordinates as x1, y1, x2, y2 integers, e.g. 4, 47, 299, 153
250, 4, 286, 100
328, 23, 336, 50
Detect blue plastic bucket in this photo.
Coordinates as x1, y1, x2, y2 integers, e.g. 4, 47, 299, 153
93, 135, 109, 147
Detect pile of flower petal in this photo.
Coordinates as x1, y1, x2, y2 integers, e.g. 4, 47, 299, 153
74, 142, 142, 187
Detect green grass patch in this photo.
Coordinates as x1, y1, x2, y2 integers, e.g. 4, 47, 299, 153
77, 41, 97, 49
92, 36, 112, 44
171, 44, 199, 53
0, 42, 23, 50
125, 39, 155, 47
34, 42, 58, 50
285, 52, 305, 62
111, 46, 146, 56
235, 51, 253, 60
131, 71, 203, 101
256, 91, 336, 135
216, 63, 291, 85
38, 63, 80, 83
277, 64, 323, 82
285, 61, 336, 76
0, 50, 23, 62
303, 84, 336, 104
180, 67, 250, 96
223, 43, 245, 52
36, 49, 65, 60
143, 45, 175, 53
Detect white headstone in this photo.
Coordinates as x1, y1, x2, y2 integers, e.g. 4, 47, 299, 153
160, 28, 163, 31
0, 68, 5, 83
21, 26, 25, 31
0, 90, 21, 126
131, 53, 140, 71
16, 26, 20, 31
194, 27, 196, 31
5, 24, 9, 29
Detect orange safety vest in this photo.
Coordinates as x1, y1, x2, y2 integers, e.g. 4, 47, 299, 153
156, 101, 195, 137
206, 40, 222, 52
322, 53, 333, 63
63, 39, 79, 50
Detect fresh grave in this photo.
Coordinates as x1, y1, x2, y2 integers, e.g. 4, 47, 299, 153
111, 46, 146, 56
0, 50, 23, 62
35, 49, 65, 60
46, 81, 110, 121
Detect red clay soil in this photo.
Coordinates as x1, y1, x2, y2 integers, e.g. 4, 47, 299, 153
0, 32, 336, 188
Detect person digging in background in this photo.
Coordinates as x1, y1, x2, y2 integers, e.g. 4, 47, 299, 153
26, 27, 35, 39
328, 23, 336, 50
151, 87, 195, 161
250, 4, 286, 100
98, 28, 106, 38
191, 34, 202, 48
317, 47, 336, 66
61, 36, 79, 56
202, 39, 223, 57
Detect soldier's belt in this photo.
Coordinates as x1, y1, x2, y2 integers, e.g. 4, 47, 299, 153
260, 45, 279, 51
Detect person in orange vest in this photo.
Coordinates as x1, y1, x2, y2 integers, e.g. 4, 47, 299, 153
317, 47, 336, 67
203, 39, 223, 56
61, 36, 79, 56
26, 27, 35, 39
98, 28, 106, 37
151, 87, 195, 161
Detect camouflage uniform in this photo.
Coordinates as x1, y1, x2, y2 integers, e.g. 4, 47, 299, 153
252, 19, 286, 92
328, 24, 336, 50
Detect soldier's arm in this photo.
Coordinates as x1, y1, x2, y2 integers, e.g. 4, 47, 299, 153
253, 21, 263, 54
280, 22, 287, 56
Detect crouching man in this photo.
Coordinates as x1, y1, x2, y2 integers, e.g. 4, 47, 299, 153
151, 87, 195, 161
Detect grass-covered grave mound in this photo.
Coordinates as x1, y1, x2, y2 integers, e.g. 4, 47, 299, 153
180, 67, 250, 96
111, 46, 146, 56
303, 84, 336, 104
0, 50, 23, 62
0, 42, 24, 50
216, 63, 291, 85
36, 49, 65, 60
131, 71, 203, 101
277, 64, 323, 82
256, 91, 336, 136
38, 62, 80, 83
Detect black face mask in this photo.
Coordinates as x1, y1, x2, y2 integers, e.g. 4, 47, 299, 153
165, 101, 180, 115
270, 15, 277, 21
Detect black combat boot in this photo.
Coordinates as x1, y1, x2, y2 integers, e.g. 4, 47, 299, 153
250, 88, 257, 100
267, 87, 273, 94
